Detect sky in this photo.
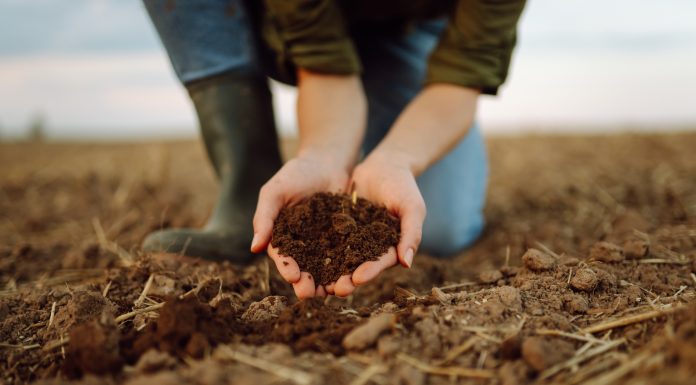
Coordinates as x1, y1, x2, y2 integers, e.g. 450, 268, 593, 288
0, 0, 695, 139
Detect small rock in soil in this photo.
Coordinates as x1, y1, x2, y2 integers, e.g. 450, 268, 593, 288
343, 312, 396, 351
589, 241, 625, 263
623, 239, 650, 259
522, 249, 556, 272
570, 268, 599, 292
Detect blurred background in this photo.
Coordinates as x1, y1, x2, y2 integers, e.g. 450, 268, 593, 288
0, 0, 695, 140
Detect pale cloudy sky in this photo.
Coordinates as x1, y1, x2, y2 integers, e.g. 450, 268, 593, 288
0, 0, 695, 139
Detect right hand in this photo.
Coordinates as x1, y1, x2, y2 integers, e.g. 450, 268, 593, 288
250, 154, 349, 299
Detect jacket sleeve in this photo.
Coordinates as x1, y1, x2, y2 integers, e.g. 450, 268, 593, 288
427, 0, 526, 95
264, 0, 361, 75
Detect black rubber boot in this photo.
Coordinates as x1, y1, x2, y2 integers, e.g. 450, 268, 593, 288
142, 73, 282, 263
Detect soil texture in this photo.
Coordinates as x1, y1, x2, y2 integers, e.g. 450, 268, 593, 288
2, 133, 696, 385
271, 192, 399, 285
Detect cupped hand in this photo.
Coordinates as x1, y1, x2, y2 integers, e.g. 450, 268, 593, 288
250, 154, 349, 299
253, 152, 425, 300
319, 152, 427, 298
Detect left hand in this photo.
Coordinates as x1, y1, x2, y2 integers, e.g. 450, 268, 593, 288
326, 150, 427, 297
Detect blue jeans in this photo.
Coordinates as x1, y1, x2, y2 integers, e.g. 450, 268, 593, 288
144, 0, 488, 256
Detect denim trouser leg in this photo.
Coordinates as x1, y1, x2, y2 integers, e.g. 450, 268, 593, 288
355, 21, 489, 257
143, 0, 261, 84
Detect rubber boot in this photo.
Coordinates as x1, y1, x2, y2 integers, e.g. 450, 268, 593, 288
142, 73, 282, 263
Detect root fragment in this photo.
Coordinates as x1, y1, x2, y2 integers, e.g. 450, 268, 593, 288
348, 364, 386, 385
134, 274, 154, 307
581, 304, 686, 334
397, 353, 494, 379
115, 302, 165, 324
539, 338, 625, 380
215, 345, 313, 385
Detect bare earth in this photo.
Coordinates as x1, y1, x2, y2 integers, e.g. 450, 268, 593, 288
1, 132, 695, 385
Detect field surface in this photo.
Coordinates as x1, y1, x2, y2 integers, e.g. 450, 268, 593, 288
1, 133, 696, 385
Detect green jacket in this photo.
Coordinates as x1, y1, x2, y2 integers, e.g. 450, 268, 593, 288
261, 0, 527, 95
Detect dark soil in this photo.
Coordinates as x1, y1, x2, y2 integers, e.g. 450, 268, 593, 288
2, 134, 696, 385
271, 192, 400, 285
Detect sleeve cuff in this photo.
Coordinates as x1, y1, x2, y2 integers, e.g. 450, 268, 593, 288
426, 45, 513, 95
264, 0, 362, 76
289, 38, 362, 74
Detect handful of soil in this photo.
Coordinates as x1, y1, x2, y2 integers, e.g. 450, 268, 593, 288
271, 192, 400, 285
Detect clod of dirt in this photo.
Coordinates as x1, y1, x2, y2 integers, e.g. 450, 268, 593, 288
53, 290, 116, 334
563, 293, 589, 313
267, 298, 361, 355
194, 277, 222, 303
521, 337, 575, 371
126, 295, 238, 361
342, 312, 396, 351
594, 268, 617, 289
589, 241, 625, 263
479, 269, 503, 284
497, 286, 522, 309
62, 312, 122, 378
522, 249, 556, 272
271, 192, 400, 285
570, 268, 599, 292
623, 239, 650, 259
241, 296, 288, 323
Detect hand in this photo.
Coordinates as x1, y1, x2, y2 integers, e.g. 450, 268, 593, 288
250, 154, 349, 299
324, 151, 426, 297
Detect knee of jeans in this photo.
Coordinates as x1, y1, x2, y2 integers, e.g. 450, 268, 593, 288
420, 210, 485, 257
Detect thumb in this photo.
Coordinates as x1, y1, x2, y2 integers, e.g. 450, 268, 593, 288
251, 185, 283, 253
397, 199, 426, 268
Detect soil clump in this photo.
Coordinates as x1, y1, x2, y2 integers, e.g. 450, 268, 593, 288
271, 192, 400, 285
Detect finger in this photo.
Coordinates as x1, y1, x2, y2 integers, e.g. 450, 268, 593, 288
293, 272, 316, 299
251, 184, 283, 253
397, 200, 426, 268
352, 247, 397, 286
267, 245, 301, 283
334, 275, 356, 297
315, 285, 327, 297
325, 282, 336, 295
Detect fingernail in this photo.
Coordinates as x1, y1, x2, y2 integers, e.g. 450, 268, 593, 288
250, 233, 259, 251
404, 248, 414, 268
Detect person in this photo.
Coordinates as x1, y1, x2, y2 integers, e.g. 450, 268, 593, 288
142, 0, 526, 299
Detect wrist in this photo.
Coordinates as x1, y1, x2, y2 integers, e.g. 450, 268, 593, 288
297, 146, 356, 173
363, 146, 420, 176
